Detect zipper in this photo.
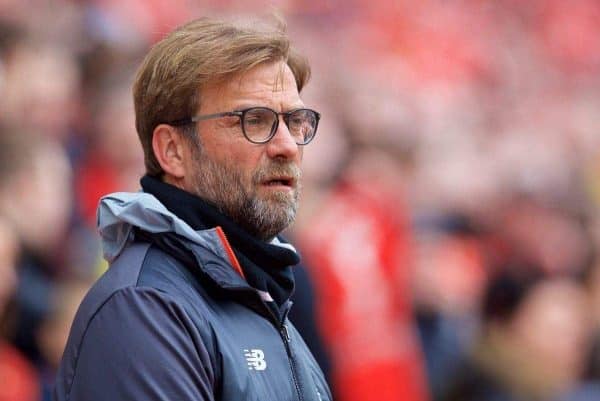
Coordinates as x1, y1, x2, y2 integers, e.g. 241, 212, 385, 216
210, 229, 304, 399
280, 323, 304, 401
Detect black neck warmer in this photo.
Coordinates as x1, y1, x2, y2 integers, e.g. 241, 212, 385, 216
140, 175, 298, 307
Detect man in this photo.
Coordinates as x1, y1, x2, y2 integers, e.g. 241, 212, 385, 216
54, 16, 330, 401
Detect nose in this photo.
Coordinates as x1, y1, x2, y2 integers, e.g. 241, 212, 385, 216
265, 117, 300, 160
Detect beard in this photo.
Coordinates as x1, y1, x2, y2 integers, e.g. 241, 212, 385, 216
188, 140, 301, 240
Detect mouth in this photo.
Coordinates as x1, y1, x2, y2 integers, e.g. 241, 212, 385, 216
262, 176, 296, 189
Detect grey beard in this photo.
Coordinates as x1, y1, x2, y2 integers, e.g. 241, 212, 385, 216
241, 182, 300, 240
188, 139, 300, 240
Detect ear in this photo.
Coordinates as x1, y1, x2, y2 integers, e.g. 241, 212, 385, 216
152, 124, 188, 180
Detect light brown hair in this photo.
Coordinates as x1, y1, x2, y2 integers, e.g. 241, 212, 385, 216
133, 15, 311, 176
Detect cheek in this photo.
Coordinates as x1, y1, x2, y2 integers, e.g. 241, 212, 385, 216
199, 128, 271, 183
227, 146, 265, 176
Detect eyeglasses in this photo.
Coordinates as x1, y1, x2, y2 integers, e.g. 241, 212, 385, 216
169, 107, 320, 145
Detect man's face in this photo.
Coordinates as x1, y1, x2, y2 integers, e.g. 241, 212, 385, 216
183, 61, 305, 240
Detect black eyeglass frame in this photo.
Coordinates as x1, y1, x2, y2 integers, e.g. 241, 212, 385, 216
167, 107, 321, 145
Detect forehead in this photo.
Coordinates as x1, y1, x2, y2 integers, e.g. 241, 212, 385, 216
202, 61, 301, 109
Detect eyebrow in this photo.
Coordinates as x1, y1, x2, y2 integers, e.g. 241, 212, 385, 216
231, 103, 306, 112
231, 104, 261, 112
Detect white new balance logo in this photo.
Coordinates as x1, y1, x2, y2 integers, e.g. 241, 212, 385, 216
244, 349, 267, 371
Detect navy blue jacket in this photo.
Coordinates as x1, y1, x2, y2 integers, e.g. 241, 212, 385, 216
54, 192, 331, 401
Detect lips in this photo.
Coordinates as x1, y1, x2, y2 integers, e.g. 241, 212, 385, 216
263, 176, 295, 188
254, 163, 301, 191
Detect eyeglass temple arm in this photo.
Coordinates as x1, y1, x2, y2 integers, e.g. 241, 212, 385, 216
168, 111, 241, 126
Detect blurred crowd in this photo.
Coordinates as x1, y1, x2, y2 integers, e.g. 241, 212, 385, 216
1, 1, 600, 401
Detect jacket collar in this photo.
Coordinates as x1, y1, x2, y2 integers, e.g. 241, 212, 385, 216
140, 175, 298, 307
97, 177, 299, 309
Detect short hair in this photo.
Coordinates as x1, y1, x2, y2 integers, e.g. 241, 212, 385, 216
133, 15, 311, 177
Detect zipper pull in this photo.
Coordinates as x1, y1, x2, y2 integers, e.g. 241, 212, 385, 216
281, 324, 291, 342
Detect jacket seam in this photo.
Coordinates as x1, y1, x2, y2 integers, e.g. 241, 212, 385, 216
136, 242, 154, 287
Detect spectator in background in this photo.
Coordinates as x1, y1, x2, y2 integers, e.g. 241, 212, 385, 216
0, 217, 40, 401
0, 129, 72, 364
442, 271, 594, 401
75, 75, 144, 226
493, 195, 594, 277
300, 146, 429, 401
298, 118, 429, 401
0, 40, 80, 144
412, 214, 487, 400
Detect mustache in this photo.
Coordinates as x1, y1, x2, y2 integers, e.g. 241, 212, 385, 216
252, 161, 302, 184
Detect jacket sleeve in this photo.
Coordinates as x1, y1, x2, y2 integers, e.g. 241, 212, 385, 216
65, 287, 216, 401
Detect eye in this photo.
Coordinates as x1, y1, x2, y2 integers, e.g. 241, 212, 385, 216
244, 109, 273, 127
246, 116, 264, 126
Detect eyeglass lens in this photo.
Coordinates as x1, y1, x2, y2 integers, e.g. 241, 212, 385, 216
242, 108, 317, 144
